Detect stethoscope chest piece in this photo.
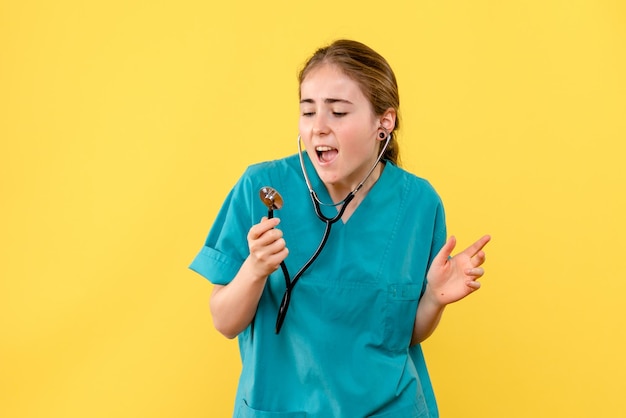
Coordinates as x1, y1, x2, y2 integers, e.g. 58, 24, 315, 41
259, 186, 283, 213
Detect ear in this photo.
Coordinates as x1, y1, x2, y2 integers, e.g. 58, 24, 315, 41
379, 108, 397, 132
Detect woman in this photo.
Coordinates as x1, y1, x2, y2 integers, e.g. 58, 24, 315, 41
190, 39, 490, 418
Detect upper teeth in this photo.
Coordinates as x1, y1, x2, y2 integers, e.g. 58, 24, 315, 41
316, 146, 333, 151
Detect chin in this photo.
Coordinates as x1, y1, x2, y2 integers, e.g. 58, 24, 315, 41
318, 173, 339, 185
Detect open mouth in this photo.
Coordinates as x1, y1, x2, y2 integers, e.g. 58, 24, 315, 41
315, 146, 338, 163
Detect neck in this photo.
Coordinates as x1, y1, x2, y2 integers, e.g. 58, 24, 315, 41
327, 161, 385, 222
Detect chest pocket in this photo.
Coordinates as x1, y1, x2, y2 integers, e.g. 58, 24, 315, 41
384, 283, 422, 352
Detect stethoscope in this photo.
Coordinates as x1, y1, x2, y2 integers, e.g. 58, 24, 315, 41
259, 132, 392, 333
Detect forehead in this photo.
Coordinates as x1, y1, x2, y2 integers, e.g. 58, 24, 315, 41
299, 63, 367, 102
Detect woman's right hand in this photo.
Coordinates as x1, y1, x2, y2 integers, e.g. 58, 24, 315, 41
247, 217, 289, 278
210, 218, 289, 339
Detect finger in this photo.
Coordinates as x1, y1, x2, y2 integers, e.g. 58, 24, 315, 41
253, 228, 284, 249
248, 217, 281, 240
464, 267, 484, 277
250, 238, 288, 267
472, 251, 486, 268
466, 280, 481, 290
267, 248, 290, 272
265, 236, 287, 254
434, 236, 457, 265
462, 234, 491, 258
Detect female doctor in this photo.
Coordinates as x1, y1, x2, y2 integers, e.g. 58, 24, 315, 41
190, 39, 490, 418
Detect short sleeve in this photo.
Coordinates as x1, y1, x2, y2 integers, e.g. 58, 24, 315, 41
189, 169, 257, 285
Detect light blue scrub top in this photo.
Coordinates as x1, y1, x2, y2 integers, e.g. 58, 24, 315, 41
190, 153, 447, 418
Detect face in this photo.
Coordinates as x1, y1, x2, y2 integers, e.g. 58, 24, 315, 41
299, 63, 382, 196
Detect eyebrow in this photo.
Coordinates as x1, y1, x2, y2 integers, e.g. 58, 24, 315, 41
300, 98, 354, 105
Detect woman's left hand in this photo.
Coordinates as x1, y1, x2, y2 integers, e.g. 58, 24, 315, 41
425, 235, 491, 306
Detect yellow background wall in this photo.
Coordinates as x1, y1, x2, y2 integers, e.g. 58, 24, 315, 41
1, 1, 625, 417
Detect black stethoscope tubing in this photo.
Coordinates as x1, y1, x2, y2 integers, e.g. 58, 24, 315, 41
269, 194, 351, 333
271, 133, 391, 333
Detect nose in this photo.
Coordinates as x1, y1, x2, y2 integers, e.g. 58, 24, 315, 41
312, 113, 330, 136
